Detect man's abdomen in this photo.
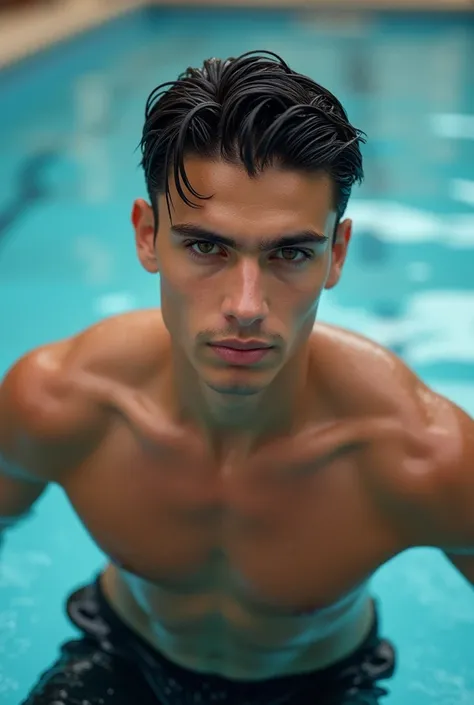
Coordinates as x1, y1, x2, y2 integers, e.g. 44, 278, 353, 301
101, 564, 375, 679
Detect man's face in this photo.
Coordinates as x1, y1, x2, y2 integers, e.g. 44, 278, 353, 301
133, 158, 351, 396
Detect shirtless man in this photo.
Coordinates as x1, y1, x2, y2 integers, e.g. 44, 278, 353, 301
1, 51, 473, 705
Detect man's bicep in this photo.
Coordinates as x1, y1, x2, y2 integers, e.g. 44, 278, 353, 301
427, 395, 474, 550
0, 356, 50, 520
441, 397, 474, 582
1, 342, 107, 477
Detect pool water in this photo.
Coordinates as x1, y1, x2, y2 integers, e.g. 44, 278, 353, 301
0, 6, 474, 703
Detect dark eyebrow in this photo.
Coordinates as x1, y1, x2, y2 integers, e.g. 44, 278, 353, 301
171, 224, 328, 250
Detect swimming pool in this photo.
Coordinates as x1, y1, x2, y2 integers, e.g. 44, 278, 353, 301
0, 6, 473, 703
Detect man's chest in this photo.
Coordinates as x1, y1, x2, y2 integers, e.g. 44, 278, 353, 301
63, 435, 404, 609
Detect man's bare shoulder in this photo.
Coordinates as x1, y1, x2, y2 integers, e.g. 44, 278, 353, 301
61, 308, 169, 384
312, 322, 433, 426
1, 309, 168, 443
312, 323, 474, 541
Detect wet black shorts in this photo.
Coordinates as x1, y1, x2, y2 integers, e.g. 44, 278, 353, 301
22, 576, 396, 705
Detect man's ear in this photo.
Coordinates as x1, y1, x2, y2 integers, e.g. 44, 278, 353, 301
324, 218, 352, 290
132, 199, 159, 273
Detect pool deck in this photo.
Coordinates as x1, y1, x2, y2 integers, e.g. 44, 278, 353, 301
150, 0, 473, 5
0, 0, 472, 70
0, 0, 146, 70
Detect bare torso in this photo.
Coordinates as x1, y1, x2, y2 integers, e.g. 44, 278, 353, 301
68, 417, 394, 678
2, 311, 458, 680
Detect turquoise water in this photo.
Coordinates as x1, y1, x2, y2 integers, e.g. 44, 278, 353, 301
0, 6, 474, 703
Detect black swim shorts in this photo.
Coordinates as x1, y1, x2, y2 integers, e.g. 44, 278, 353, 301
21, 576, 396, 705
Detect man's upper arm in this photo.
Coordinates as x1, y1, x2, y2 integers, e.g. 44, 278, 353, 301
429, 398, 474, 584
408, 392, 474, 553
0, 345, 107, 521
0, 354, 50, 520
331, 330, 474, 554
435, 398, 474, 548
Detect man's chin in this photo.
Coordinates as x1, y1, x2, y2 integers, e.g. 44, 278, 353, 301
205, 381, 263, 397
200, 367, 272, 398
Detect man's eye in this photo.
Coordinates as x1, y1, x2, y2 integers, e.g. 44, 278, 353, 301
194, 242, 218, 255
273, 248, 313, 265
187, 241, 223, 258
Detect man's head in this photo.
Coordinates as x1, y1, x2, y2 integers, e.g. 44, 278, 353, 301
133, 51, 365, 397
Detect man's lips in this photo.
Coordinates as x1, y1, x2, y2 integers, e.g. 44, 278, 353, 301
208, 340, 274, 365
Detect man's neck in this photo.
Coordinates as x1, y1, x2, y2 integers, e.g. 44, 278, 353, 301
170, 347, 312, 458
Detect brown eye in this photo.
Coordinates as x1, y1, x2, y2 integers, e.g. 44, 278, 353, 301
191, 241, 219, 255
281, 248, 299, 261
197, 242, 213, 254
273, 247, 312, 265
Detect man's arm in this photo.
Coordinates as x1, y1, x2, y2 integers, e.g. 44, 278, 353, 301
0, 353, 51, 532
0, 343, 108, 538
402, 394, 474, 586
351, 346, 474, 585
328, 327, 474, 583
437, 399, 474, 583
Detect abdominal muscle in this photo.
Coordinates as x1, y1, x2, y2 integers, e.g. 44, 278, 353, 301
101, 563, 375, 680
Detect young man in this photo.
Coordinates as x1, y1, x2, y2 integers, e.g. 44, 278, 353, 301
1, 51, 473, 705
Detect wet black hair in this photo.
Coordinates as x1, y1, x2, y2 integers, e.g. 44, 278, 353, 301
140, 50, 366, 234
